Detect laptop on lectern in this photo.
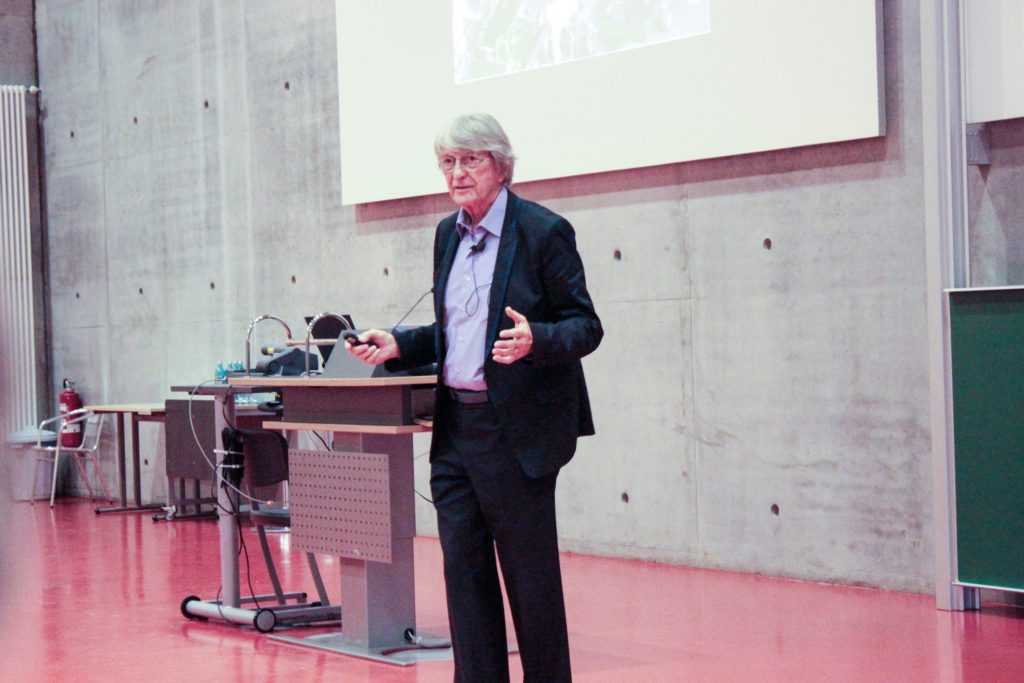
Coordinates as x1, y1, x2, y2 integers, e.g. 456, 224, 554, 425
302, 314, 353, 367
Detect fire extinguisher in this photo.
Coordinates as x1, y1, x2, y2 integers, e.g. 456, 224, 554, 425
59, 377, 84, 448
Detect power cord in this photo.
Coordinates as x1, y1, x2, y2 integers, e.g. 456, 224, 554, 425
186, 380, 279, 508
312, 431, 330, 451
413, 449, 433, 504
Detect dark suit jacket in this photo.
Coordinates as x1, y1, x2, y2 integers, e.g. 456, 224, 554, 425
388, 191, 603, 477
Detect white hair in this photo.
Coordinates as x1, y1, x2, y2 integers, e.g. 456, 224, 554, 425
434, 113, 516, 185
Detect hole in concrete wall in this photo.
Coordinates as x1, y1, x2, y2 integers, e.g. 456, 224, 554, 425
138, 287, 143, 295
284, 81, 290, 90
763, 237, 772, 250
133, 116, 138, 124
770, 503, 780, 516
613, 249, 622, 261
143, 459, 148, 466
383, 267, 390, 277
290, 275, 296, 284
75, 292, 80, 299
204, 100, 209, 109
209, 281, 215, 290
621, 492, 629, 503
69, 130, 74, 138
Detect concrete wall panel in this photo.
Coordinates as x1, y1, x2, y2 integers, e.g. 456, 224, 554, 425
98, 0, 200, 67
102, 149, 166, 328
50, 323, 109, 402
35, 0, 99, 90
560, 298, 697, 562
540, 185, 690, 305
691, 283, 931, 590
324, 213, 441, 328
0, 11, 36, 85
41, 85, 103, 169
683, 165, 931, 591
45, 162, 107, 330
968, 119, 1024, 285
195, 2, 249, 137
99, 48, 203, 159
166, 318, 249, 388
243, 1, 336, 129
0, 0, 33, 14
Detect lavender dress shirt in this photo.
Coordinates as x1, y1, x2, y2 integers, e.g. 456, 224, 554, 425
442, 187, 507, 390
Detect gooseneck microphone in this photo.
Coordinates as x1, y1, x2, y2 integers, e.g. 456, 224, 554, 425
343, 287, 434, 347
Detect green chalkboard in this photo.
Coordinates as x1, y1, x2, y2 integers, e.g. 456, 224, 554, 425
949, 288, 1024, 589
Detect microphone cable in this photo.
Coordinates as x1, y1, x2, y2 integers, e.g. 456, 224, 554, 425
464, 235, 491, 316
390, 287, 434, 334
388, 287, 436, 505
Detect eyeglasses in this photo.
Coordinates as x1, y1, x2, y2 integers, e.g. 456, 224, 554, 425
438, 153, 490, 173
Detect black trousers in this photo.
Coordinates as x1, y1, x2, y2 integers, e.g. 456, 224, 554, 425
431, 400, 572, 683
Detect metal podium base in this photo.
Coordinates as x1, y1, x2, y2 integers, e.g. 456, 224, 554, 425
270, 631, 457, 666
181, 593, 341, 633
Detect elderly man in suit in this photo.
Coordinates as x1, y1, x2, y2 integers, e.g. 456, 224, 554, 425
347, 112, 602, 683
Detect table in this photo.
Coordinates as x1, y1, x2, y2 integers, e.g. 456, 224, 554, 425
87, 403, 167, 514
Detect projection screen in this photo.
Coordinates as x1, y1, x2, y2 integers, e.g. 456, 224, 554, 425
336, 1, 884, 205
965, 0, 1024, 124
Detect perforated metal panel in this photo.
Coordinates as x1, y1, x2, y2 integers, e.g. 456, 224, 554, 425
288, 449, 393, 563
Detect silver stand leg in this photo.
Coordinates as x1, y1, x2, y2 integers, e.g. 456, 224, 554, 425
214, 392, 241, 608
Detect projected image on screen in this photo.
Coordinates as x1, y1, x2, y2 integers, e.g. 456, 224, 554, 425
453, 0, 711, 84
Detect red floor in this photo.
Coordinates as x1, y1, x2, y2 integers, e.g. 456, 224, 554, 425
1, 499, 1022, 682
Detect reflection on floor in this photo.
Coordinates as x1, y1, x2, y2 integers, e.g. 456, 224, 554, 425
2, 499, 1022, 682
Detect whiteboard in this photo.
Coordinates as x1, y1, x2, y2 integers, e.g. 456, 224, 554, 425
336, 1, 884, 205
966, 0, 1024, 124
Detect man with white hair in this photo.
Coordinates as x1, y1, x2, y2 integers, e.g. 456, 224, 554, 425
349, 112, 602, 683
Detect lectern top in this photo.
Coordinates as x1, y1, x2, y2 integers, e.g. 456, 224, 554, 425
227, 375, 437, 389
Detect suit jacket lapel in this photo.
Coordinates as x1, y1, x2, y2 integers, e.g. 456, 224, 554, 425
435, 220, 461, 358
486, 191, 520, 349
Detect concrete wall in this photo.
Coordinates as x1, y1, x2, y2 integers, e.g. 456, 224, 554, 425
968, 118, 1024, 286
32, 0, 1019, 594
0, 0, 35, 85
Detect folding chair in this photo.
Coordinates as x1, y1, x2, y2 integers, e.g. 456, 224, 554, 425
32, 408, 114, 508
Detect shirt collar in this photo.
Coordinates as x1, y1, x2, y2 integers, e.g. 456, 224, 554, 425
456, 187, 507, 241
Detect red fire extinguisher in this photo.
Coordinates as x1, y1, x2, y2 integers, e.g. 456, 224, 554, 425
59, 377, 84, 447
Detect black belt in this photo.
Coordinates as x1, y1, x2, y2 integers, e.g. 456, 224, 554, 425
448, 388, 489, 405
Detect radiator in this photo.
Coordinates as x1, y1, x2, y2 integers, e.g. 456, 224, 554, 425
0, 85, 38, 436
